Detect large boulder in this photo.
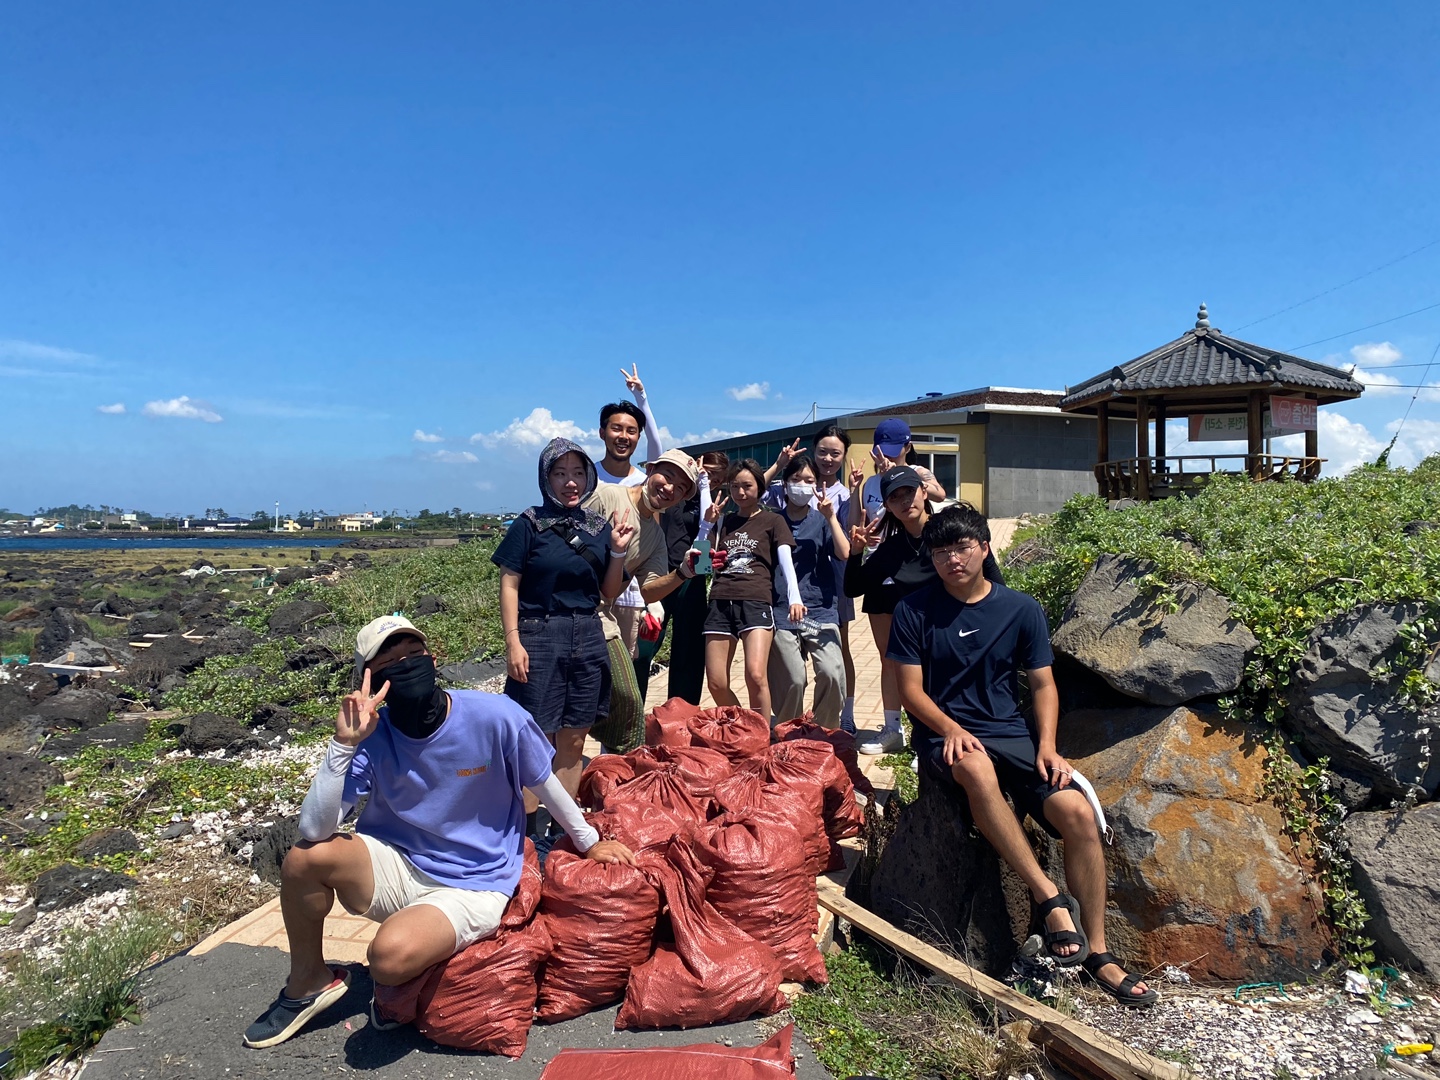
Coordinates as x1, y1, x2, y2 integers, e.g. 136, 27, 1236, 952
179, 713, 259, 754
1060, 705, 1332, 981
35, 687, 116, 730
35, 607, 85, 661
1345, 803, 1440, 977
42, 720, 150, 756
32, 863, 135, 911
1051, 555, 1257, 706
0, 752, 63, 812
48, 638, 134, 669
267, 600, 330, 638
1286, 602, 1440, 800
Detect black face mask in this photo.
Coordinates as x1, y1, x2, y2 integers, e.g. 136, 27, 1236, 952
375, 654, 446, 740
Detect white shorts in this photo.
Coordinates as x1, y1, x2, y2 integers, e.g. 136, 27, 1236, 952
348, 833, 510, 951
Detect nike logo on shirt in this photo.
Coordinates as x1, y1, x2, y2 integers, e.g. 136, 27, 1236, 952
957, 629, 980, 638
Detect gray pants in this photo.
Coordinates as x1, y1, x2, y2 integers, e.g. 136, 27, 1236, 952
768, 623, 846, 728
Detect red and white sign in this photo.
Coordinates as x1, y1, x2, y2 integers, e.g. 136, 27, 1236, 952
1270, 395, 1317, 432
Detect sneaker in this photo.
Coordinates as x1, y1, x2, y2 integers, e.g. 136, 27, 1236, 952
369, 995, 403, 1032
839, 712, 857, 736
858, 728, 905, 756
243, 967, 351, 1048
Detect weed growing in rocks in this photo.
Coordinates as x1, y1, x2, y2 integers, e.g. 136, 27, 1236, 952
164, 638, 346, 723
1004, 456, 1440, 967
0, 910, 174, 1076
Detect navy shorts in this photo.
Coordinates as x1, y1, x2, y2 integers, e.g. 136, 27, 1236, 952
918, 732, 1064, 838
504, 612, 610, 736
704, 599, 775, 638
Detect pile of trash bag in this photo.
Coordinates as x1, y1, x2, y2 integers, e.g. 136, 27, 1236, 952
377, 698, 867, 1055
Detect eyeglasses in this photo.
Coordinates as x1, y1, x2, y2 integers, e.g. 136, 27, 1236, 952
931, 543, 981, 563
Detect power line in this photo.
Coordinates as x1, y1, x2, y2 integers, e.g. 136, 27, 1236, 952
1236, 237, 1440, 331
1285, 300, 1440, 351
1392, 337, 1440, 444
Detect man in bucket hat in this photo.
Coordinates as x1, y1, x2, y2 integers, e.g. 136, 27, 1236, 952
242, 615, 634, 1049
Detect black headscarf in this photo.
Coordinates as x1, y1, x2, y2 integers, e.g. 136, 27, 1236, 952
522, 437, 609, 535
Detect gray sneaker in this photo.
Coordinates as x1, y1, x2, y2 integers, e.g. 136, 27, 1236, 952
858, 728, 905, 756
243, 968, 351, 1048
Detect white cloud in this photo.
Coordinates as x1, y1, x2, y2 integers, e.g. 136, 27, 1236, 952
413, 429, 444, 443
1312, 411, 1389, 474
142, 395, 223, 422
472, 408, 603, 456
96, 403, 126, 415
0, 339, 99, 365
1350, 341, 1402, 367
727, 382, 770, 402
652, 425, 749, 448
1389, 418, 1440, 460
429, 449, 478, 464
1350, 367, 1404, 395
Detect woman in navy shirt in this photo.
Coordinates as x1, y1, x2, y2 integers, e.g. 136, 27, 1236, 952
493, 437, 634, 801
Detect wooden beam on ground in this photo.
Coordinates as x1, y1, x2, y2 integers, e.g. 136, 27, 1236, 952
816, 881, 1183, 1080
38, 663, 120, 674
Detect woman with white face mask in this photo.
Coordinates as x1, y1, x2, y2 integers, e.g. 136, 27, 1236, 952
765, 455, 851, 728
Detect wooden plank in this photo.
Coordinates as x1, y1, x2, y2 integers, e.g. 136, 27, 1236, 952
816, 880, 1183, 1080
38, 663, 120, 674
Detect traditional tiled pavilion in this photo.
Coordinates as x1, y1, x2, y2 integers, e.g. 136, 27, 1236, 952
1059, 305, 1366, 500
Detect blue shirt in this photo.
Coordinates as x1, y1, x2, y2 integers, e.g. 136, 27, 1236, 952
492, 515, 612, 616
344, 690, 555, 893
886, 581, 1053, 748
772, 506, 839, 628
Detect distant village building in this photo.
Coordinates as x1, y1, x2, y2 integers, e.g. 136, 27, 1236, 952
684, 387, 1136, 517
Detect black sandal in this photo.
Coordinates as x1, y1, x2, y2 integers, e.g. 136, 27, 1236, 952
1082, 951, 1158, 1007
1035, 893, 1089, 968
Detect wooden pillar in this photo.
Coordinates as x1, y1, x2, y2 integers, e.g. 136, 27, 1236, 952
1246, 391, 1263, 479
1136, 396, 1150, 500
1305, 395, 1318, 460
1095, 402, 1110, 497
1153, 397, 1167, 481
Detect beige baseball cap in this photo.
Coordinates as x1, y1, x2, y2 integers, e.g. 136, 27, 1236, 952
647, 448, 700, 496
354, 614, 428, 675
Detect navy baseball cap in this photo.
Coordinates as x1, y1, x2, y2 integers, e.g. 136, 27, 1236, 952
879, 465, 923, 501
873, 418, 911, 459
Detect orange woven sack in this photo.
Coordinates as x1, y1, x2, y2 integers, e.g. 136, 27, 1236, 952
627, 743, 733, 797
616, 838, 788, 1029
534, 846, 663, 1022
603, 762, 713, 822
686, 705, 770, 763
764, 740, 864, 841
577, 754, 636, 809
538, 1024, 797, 1079
692, 815, 827, 983
645, 696, 700, 747
713, 766, 833, 876
772, 713, 875, 796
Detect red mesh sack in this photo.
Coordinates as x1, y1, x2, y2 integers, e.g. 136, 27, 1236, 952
693, 815, 826, 983
772, 713, 875, 796
764, 740, 864, 841
372, 919, 552, 1057
627, 744, 733, 797
713, 767, 833, 876
577, 755, 636, 809
645, 696, 700, 747
535, 846, 663, 1022
584, 801, 696, 854
616, 838, 788, 1029
686, 705, 770, 763
602, 762, 713, 821
539, 1024, 797, 1079
502, 838, 544, 929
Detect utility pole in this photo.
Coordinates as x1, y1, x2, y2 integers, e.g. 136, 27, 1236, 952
274, 501, 280, 533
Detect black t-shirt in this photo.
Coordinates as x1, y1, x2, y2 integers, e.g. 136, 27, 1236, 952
662, 492, 702, 571
886, 581, 1054, 750
491, 516, 612, 616
844, 529, 1005, 611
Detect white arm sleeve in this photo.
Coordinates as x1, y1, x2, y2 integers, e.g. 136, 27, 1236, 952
528, 772, 600, 852
298, 740, 359, 842
633, 386, 664, 462
776, 545, 802, 607
696, 473, 714, 541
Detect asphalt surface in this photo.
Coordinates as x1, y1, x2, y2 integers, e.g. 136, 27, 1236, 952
84, 943, 837, 1079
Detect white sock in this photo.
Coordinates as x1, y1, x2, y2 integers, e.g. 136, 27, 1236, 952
841, 697, 855, 721
883, 709, 902, 731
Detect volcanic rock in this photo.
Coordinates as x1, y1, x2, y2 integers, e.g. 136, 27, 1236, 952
35, 687, 116, 730
1051, 554, 1257, 706
1345, 802, 1440, 977
35, 607, 85, 661
267, 600, 330, 637
76, 827, 141, 860
179, 713, 259, 754
33, 863, 135, 911
0, 752, 63, 812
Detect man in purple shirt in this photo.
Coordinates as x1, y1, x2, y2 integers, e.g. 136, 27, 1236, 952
243, 615, 633, 1049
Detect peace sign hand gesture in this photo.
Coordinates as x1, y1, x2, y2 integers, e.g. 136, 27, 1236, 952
871, 445, 896, 474
847, 457, 864, 490
817, 490, 836, 519
620, 364, 644, 396
337, 668, 390, 746
611, 509, 636, 554
704, 492, 729, 525
775, 437, 806, 471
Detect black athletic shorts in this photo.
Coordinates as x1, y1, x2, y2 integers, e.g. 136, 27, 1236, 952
917, 732, 1064, 839
703, 599, 775, 638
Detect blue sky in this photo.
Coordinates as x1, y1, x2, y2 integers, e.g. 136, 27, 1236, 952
3, 2, 1439, 516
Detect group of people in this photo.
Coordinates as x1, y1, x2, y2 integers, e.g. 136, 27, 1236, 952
242, 368, 1155, 1050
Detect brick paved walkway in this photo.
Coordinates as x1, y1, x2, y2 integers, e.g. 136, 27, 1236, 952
190, 522, 1020, 961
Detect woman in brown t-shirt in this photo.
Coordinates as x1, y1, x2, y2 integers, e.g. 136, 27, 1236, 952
703, 458, 803, 722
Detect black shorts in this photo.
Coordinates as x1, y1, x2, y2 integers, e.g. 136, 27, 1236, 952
703, 599, 775, 638
917, 732, 1063, 838
503, 612, 610, 736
